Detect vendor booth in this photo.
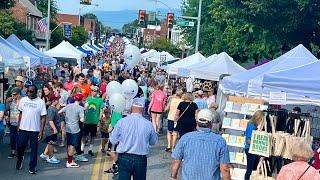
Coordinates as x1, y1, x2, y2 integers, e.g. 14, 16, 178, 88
167, 52, 206, 75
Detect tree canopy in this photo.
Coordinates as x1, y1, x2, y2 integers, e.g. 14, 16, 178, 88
69, 26, 88, 46
148, 37, 181, 57
182, 0, 320, 63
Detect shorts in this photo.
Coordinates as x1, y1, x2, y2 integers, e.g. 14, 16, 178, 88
101, 131, 109, 139
66, 132, 81, 147
83, 124, 97, 137
151, 111, 162, 115
167, 120, 177, 132
107, 140, 118, 152
45, 134, 58, 144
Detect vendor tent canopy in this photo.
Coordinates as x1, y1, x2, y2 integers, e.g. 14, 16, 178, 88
88, 44, 101, 52
167, 52, 206, 75
92, 43, 102, 51
0, 36, 40, 66
77, 47, 93, 56
65, 41, 87, 57
45, 41, 86, 65
7, 34, 57, 67
146, 51, 176, 63
178, 52, 246, 81
141, 49, 158, 60
0, 42, 25, 69
220, 44, 318, 97
261, 61, 320, 105
82, 44, 97, 54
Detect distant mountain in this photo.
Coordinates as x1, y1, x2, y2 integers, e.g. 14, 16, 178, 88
94, 8, 181, 30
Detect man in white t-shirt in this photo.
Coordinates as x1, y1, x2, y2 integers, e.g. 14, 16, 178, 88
16, 85, 47, 174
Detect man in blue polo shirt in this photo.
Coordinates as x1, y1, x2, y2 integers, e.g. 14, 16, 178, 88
171, 109, 231, 180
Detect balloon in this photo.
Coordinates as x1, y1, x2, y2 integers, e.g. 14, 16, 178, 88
124, 44, 141, 69
107, 81, 122, 97
109, 93, 126, 113
121, 79, 138, 99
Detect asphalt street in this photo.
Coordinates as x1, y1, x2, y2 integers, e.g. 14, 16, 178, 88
0, 124, 172, 180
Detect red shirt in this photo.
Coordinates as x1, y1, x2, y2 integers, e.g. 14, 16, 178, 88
64, 81, 74, 92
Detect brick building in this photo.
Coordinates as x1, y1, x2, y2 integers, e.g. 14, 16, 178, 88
11, 0, 45, 49
142, 20, 168, 45
56, 13, 97, 39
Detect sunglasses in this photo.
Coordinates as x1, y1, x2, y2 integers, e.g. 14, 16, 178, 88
92, 90, 99, 92
27, 90, 35, 93
12, 94, 18, 96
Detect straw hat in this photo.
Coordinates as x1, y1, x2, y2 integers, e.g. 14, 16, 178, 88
15, 76, 24, 83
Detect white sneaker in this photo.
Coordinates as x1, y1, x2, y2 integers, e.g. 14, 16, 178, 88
40, 153, 49, 160
66, 161, 80, 168
46, 156, 60, 164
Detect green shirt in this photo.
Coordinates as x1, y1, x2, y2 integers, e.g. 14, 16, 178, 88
111, 111, 122, 127
84, 96, 105, 124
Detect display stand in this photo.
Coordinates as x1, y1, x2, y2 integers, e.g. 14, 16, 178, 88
222, 96, 266, 180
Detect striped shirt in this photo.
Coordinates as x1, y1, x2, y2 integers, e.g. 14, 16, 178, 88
110, 113, 158, 155
172, 128, 230, 180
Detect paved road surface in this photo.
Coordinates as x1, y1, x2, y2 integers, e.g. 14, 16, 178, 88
0, 127, 172, 180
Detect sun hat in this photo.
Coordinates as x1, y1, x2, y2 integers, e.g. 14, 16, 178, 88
15, 76, 24, 83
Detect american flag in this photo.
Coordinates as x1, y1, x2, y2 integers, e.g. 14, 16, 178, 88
37, 18, 47, 32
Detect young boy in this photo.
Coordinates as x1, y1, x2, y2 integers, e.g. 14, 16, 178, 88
59, 92, 84, 168
100, 108, 111, 154
40, 96, 60, 164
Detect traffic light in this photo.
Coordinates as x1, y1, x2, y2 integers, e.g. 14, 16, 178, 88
167, 13, 174, 28
80, 0, 91, 5
138, 10, 146, 25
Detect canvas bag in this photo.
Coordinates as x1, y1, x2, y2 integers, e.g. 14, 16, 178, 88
250, 160, 275, 180
269, 115, 286, 157
249, 115, 272, 157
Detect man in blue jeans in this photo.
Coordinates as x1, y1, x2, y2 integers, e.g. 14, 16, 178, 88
16, 85, 47, 174
110, 98, 158, 180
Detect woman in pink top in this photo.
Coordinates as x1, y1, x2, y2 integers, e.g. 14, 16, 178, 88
277, 141, 320, 180
64, 76, 74, 93
148, 84, 167, 133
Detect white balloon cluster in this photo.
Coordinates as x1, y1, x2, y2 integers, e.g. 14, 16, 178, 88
124, 44, 141, 69
107, 79, 139, 113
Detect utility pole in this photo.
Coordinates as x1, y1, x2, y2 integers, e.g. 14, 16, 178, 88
195, 0, 202, 52
46, 0, 51, 50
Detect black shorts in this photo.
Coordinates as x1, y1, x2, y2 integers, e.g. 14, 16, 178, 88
101, 131, 109, 139
66, 132, 80, 147
83, 124, 97, 137
45, 134, 58, 144
151, 111, 162, 115
167, 120, 177, 132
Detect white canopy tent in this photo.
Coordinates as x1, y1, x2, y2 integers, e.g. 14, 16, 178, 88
220, 44, 318, 97
178, 52, 245, 81
45, 41, 86, 65
167, 52, 206, 75
141, 49, 158, 60
261, 61, 320, 105
82, 44, 98, 54
146, 51, 176, 63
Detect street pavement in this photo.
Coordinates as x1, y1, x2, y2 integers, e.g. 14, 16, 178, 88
0, 125, 172, 180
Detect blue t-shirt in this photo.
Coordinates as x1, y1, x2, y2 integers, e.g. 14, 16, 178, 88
0, 103, 5, 131
244, 122, 257, 149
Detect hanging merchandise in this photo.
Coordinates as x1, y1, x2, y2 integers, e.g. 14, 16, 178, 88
249, 117, 272, 157
250, 160, 275, 180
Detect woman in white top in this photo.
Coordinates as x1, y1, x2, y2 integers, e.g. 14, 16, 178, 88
164, 88, 183, 151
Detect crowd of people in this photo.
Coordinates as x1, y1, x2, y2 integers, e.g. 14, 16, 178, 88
0, 36, 319, 180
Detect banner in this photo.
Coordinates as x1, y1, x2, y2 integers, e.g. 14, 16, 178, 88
249, 131, 272, 157
63, 23, 72, 38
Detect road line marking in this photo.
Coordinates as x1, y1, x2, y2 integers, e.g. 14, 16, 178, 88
102, 154, 112, 180
91, 150, 103, 180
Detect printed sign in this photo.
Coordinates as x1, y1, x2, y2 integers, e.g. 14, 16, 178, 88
63, 23, 72, 38
249, 131, 271, 157
269, 92, 286, 105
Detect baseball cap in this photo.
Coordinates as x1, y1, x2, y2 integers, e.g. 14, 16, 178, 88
11, 87, 21, 95
132, 98, 145, 108
197, 109, 213, 123
74, 92, 84, 101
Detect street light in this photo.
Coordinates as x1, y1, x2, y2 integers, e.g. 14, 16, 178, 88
149, 0, 172, 13
195, 0, 202, 52
78, 3, 99, 26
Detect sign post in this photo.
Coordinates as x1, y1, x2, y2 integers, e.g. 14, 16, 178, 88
177, 20, 195, 27
63, 23, 72, 38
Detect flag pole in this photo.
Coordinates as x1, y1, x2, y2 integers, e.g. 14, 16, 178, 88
46, 0, 51, 50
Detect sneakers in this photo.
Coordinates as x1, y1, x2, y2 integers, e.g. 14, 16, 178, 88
16, 156, 24, 170
29, 168, 37, 174
40, 153, 49, 160
74, 154, 88, 162
8, 153, 16, 159
66, 161, 80, 168
88, 150, 94, 157
46, 156, 60, 164
104, 166, 118, 175
101, 149, 106, 154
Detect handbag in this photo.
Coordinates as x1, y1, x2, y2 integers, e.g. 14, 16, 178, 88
250, 160, 275, 180
249, 115, 272, 157
175, 102, 192, 122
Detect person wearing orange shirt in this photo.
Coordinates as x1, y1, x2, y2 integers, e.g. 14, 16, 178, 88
74, 73, 91, 98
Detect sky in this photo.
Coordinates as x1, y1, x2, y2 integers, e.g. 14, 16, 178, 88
56, 0, 183, 14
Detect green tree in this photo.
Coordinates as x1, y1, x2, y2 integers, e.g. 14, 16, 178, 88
122, 20, 139, 35
83, 13, 97, 19
0, 10, 15, 37
50, 26, 63, 47
36, 0, 59, 20
69, 26, 87, 46
14, 21, 34, 44
0, 0, 14, 9
148, 37, 181, 57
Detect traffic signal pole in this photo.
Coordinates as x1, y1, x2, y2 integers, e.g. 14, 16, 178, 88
195, 0, 202, 52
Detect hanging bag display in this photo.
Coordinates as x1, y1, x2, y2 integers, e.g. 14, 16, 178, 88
249, 116, 272, 157
250, 159, 275, 180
